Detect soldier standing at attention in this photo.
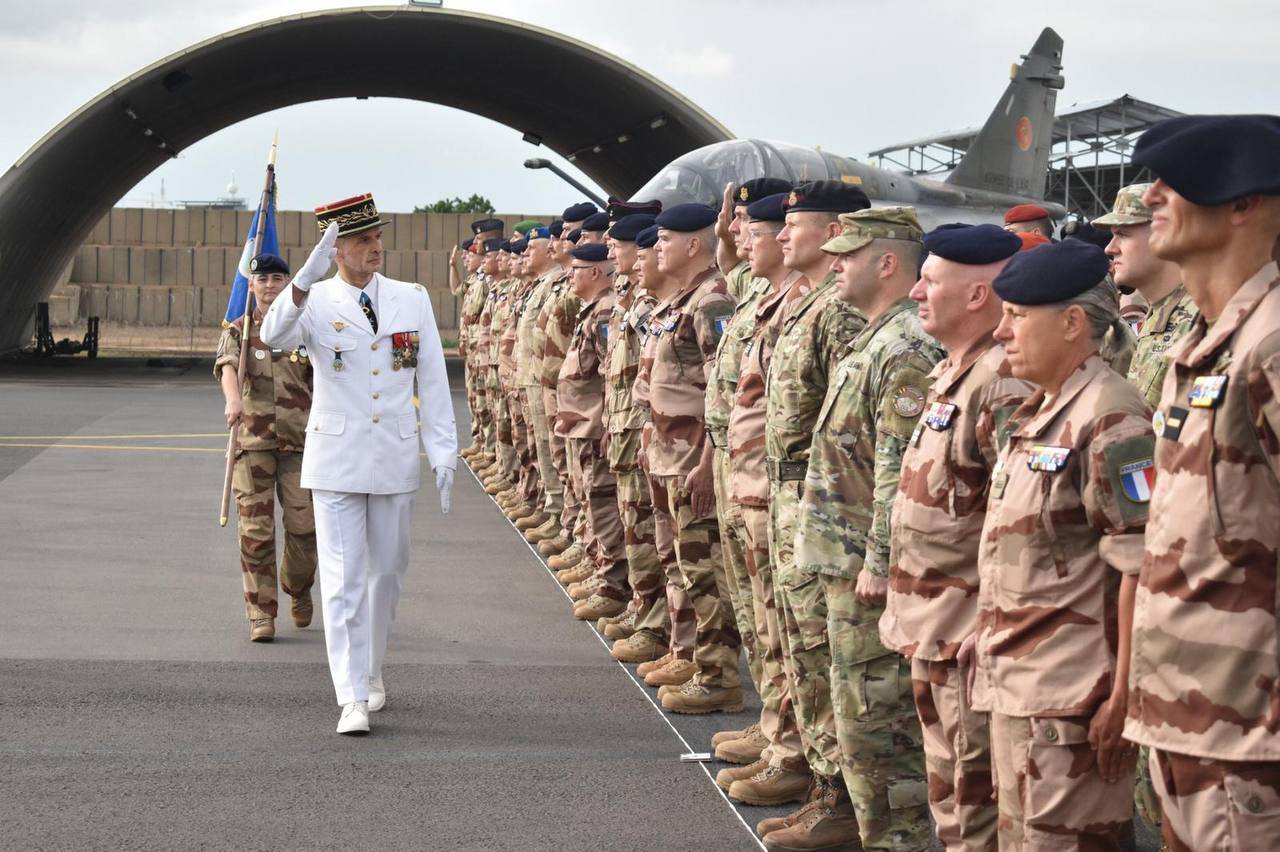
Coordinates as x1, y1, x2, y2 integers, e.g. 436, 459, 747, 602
217, 253, 317, 643
756, 181, 867, 845
716, 178, 794, 299
638, 203, 741, 714
1123, 114, 1280, 851
964, 239, 1152, 849
880, 223, 1030, 851
468, 239, 504, 474
780, 207, 941, 852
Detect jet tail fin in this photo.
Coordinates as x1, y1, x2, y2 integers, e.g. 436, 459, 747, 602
946, 28, 1064, 199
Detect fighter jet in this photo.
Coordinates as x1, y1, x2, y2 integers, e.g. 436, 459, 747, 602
631, 28, 1067, 230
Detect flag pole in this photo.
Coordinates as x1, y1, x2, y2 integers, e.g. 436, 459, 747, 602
220, 133, 278, 527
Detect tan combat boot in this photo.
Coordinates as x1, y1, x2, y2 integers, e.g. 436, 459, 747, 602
712, 722, 757, 750
761, 776, 860, 852
516, 511, 548, 530
573, 594, 625, 621
538, 534, 571, 556
661, 676, 744, 715
729, 764, 812, 807
636, 652, 674, 678
755, 775, 824, 837
483, 479, 509, 496
526, 517, 559, 542
249, 617, 275, 642
290, 593, 313, 629
568, 575, 605, 601
555, 564, 593, 586
716, 756, 769, 791
716, 724, 770, 764
547, 544, 584, 571
506, 503, 534, 521
602, 611, 637, 640
609, 631, 666, 663
644, 657, 697, 687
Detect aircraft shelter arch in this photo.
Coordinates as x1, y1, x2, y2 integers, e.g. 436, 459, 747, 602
0, 4, 732, 352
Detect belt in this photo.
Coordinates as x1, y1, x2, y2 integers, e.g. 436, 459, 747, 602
765, 458, 808, 482
706, 427, 728, 449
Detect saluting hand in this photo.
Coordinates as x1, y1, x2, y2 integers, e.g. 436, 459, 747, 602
293, 222, 340, 293
716, 181, 734, 241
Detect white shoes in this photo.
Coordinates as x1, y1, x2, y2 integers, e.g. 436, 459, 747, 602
336, 701, 370, 735
369, 676, 387, 712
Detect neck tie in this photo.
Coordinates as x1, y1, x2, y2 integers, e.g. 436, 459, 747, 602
359, 291, 378, 334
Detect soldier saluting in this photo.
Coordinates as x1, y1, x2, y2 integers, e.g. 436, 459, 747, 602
216, 253, 317, 643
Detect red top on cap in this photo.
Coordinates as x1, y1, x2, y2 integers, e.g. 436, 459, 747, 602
315, 193, 373, 214
1003, 203, 1051, 224
1016, 232, 1051, 250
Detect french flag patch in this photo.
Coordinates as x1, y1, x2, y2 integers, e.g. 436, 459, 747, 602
1119, 459, 1156, 503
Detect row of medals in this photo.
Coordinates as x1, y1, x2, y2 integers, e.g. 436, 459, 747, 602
330, 347, 417, 372
255, 347, 307, 363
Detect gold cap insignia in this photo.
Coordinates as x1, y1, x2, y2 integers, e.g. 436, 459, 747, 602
738, 186, 749, 202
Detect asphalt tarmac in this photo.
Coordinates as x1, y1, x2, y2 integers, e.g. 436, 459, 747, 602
0, 356, 776, 851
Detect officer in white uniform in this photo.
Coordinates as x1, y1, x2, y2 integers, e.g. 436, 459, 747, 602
261, 193, 456, 735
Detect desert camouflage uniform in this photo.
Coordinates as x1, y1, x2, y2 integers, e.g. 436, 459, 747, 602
973, 354, 1153, 850
542, 273, 586, 542
558, 289, 628, 601
705, 272, 772, 694
461, 272, 494, 454
641, 268, 739, 689
729, 270, 810, 773
881, 337, 1031, 851
488, 277, 518, 481
1126, 263, 1280, 852
794, 299, 942, 850
763, 273, 864, 780
215, 317, 317, 621
606, 280, 666, 639
503, 277, 540, 505
517, 268, 561, 517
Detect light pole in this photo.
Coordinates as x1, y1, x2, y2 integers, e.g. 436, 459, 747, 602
523, 158, 608, 208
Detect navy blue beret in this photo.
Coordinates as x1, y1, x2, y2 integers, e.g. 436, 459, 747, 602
470, 217, 504, 235
562, 202, 599, 223
636, 225, 659, 249
735, 178, 793, 206
783, 180, 870, 215
481, 238, 503, 253
1132, 114, 1280, 205
746, 192, 789, 223
460, 237, 474, 251
249, 253, 290, 275
567, 228, 582, 244
509, 238, 528, 254
656, 202, 718, 232
923, 224, 1022, 265
582, 211, 610, 232
498, 240, 512, 253
571, 243, 610, 262
610, 214, 657, 241
549, 219, 564, 238
992, 239, 1111, 305
607, 198, 663, 221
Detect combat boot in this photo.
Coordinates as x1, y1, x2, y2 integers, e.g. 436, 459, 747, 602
526, 517, 559, 543
661, 676, 744, 715
568, 575, 605, 601
483, 479, 509, 496
712, 722, 758, 750
609, 631, 666, 663
556, 563, 593, 585
636, 652, 674, 678
290, 593, 313, 629
506, 503, 534, 521
602, 611, 637, 639
516, 511, 549, 531
548, 544, 584, 571
498, 490, 521, 508
729, 764, 812, 807
644, 657, 697, 687
716, 724, 769, 764
716, 756, 769, 792
573, 594, 625, 621
249, 617, 275, 642
762, 776, 860, 852
539, 535, 572, 556
756, 776, 824, 837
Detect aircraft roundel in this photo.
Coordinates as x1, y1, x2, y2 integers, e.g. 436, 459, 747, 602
1015, 116, 1033, 152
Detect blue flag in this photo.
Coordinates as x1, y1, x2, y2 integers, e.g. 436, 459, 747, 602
223, 179, 279, 325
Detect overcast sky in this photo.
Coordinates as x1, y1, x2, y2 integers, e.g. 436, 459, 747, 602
2, 0, 1277, 215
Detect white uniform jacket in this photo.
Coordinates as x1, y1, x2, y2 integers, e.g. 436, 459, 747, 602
261, 273, 457, 494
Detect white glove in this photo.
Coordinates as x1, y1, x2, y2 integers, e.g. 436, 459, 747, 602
435, 466, 454, 515
293, 222, 339, 291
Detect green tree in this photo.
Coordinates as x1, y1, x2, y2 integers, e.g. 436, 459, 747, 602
414, 194, 495, 214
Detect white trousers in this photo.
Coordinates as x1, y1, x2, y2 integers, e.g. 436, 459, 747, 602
312, 489, 415, 706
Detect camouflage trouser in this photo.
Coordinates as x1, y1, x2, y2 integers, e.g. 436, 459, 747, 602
474, 355, 496, 457
509, 388, 539, 504
824, 574, 930, 851
1151, 748, 1280, 852
462, 352, 480, 445
526, 386, 563, 518
546, 388, 579, 540
714, 447, 762, 691
232, 450, 317, 621
740, 504, 806, 772
615, 465, 666, 643
991, 713, 1133, 851
490, 371, 516, 480
911, 657, 997, 851
652, 473, 739, 688
771, 478, 842, 780
568, 436, 628, 601
1134, 746, 1163, 837
643, 471, 699, 660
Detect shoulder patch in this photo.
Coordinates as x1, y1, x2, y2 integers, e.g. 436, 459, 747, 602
893, 386, 925, 418
1102, 432, 1158, 525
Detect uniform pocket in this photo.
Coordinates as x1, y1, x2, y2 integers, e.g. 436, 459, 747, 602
1225, 767, 1280, 851
397, 413, 419, 440
996, 475, 1072, 595
309, 410, 346, 436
